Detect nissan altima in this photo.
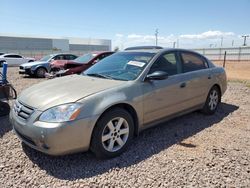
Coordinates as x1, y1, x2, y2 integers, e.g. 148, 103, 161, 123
10, 48, 227, 158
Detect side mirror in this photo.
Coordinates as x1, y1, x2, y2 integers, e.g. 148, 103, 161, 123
145, 71, 168, 81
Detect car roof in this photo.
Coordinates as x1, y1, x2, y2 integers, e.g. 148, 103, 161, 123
86, 51, 114, 55
121, 48, 201, 55
125, 46, 164, 50
76, 51, 113, 57
121, 49, 163, 53
48, 53, 77, 56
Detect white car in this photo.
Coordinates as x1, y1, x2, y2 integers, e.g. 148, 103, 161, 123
0, 54, 35, 66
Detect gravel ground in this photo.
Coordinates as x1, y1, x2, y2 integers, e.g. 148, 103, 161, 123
0, 67, 250, 187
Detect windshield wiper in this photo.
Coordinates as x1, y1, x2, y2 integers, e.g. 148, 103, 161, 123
86, 73, 114, 80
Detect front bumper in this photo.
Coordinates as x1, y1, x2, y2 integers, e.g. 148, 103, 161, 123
10, 108, 97, 155
19, 67, 32, 75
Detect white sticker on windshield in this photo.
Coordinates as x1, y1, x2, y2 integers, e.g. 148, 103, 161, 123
127, 61, 145, 67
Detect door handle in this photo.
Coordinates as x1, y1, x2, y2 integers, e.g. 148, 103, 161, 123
180, 82, 186, 88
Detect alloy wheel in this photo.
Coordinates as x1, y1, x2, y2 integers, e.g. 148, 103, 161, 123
36, 68, 46, 78
101, 117, 129, 152
208, 89, 219, 111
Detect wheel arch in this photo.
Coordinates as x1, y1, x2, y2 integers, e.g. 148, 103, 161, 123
34, 65, 48, 72
94, 103, 139, 137
212, 84, 222, 102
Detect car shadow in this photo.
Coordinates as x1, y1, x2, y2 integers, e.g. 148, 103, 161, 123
0, 101, 12, 137
0, 116, 12, 138
22, 102, 238, 180
22, 75, 43, 79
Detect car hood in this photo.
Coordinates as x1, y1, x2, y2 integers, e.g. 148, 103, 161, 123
18, 75, 125, 111
21, 61, 47, 67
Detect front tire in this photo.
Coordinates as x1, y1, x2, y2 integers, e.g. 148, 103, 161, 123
35, 67, 47, 78
90, 108, 134, 159
202, 86, 221, 115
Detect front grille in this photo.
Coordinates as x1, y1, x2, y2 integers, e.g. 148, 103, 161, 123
19, 66, 24, 70
13, 100, 34, 120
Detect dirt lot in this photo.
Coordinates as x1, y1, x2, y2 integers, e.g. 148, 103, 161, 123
0, 67, 250, 187
213, 60, 250, 81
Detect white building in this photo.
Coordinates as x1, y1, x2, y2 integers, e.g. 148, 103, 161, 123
0, 34, 111, 56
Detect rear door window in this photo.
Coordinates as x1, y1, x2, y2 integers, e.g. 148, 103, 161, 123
180, 52, 207, 73
64, 55, 77, 60
70, 55, 77, 60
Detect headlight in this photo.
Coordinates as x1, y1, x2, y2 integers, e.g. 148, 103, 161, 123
39, 103, 82, 123
24, 66, 32, 69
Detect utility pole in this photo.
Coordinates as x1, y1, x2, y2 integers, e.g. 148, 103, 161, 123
220, 37, 223, 47
242, 35, 249, 46
173, 42, 176, 48
155, 29, 158, 46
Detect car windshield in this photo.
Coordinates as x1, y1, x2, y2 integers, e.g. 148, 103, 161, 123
84, 52, 156, 81
40, 55, 53, 61
74, 53, 97, 64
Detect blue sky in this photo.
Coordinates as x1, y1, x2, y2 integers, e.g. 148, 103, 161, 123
1, 0, 250, 49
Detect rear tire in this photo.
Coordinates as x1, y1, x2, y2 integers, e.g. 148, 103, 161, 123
35, 67, 46, 78
202, 86, 221, 115
90, 108, 134, 159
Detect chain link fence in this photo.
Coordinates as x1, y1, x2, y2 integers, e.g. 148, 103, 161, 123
2, 47, 250, 61
193, 47, 250, 61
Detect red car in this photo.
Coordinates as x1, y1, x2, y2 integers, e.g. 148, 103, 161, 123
50, 51, 114, 76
